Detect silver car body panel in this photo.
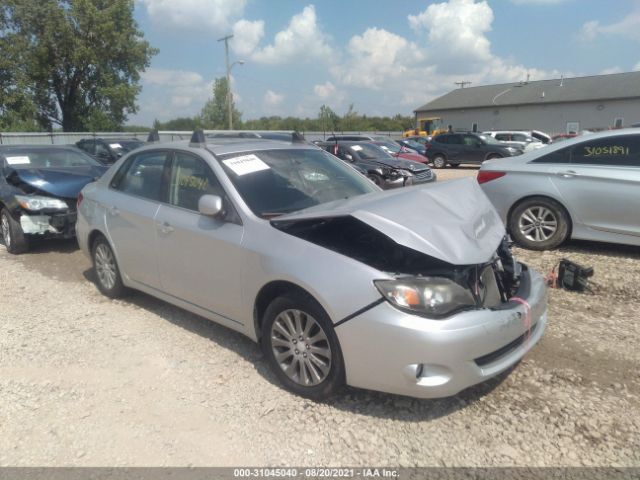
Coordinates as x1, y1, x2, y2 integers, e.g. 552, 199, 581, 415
480, 129, 640, 246
77, 139, 547, 398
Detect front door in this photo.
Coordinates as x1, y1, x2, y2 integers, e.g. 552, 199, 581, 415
105, 150, 169, 288
155, 151, 246, 327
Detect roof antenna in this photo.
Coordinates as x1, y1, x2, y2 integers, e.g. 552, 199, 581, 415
189, 129, 206, 148
147, 129, 160, 143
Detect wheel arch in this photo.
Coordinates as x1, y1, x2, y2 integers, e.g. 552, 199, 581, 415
253, 280, 324, 341
507, 194, 573, 238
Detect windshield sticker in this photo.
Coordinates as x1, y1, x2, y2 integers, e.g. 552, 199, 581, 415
584, 145, 629, 156
109, 143, 123, 149
6, 156, 30, 165
223, 154, 270, 176
351, 145, 363, 151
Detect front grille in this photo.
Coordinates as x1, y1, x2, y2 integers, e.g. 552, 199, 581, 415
474, 321, 539, 367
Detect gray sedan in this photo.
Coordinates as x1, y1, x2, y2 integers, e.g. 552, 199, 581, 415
76, 132, 546, 400
478, 129, 640, 250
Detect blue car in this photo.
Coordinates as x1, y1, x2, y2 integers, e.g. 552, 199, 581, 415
397, 139, 428, 157
0, 145, 108, 253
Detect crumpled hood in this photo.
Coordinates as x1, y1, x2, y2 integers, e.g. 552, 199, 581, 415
274, 177, 505, 265
368, 156, 427, 171
7, 165, 108, 199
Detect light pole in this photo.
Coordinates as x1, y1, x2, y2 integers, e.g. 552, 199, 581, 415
217, 34, 244, 130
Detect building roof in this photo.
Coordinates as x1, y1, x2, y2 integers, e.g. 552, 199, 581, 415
415, 71, 640, 113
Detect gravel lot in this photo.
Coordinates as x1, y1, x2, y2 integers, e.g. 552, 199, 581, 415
0, 166, 638, 467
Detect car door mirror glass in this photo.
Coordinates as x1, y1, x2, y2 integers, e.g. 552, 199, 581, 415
198, 194, 223, 217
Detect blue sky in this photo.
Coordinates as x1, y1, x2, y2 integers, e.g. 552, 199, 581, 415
130, 0, 640, 126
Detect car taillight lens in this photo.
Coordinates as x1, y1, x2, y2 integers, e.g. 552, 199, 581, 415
77, 192, 83, 208
477, 171, 506, 184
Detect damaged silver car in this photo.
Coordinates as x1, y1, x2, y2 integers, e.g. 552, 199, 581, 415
76, 132, 547, 400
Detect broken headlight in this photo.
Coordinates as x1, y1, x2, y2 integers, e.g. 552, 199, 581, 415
15, 195, 68, 211
375, 277, 477, 318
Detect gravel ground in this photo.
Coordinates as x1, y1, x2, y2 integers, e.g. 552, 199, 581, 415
0, 171, 638, 466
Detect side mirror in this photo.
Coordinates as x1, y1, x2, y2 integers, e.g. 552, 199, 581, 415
198, 194, 223, 217
344, 154, 354, 162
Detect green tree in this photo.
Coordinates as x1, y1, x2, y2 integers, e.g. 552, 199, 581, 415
319, 105, 340, 133
1, 0, 157, 132
199, 77, 241, 130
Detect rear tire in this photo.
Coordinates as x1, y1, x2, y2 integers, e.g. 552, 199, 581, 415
261, 294, 345, 400
432, 155, 447, 169
91, 235, 126, 298
509, 197, 570, 250
1, 208, 29, 254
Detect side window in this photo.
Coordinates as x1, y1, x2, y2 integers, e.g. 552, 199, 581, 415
79, 140, 95, 155
462, 135, 478, 146
532, 146, 571, 164
495, 134, 509, 141
434, 135, 448, 144
512, 134, 528, 142
168, 152, 224, 212
448, 135, 463, 145
571, 136, 640, 167
111, 150, 168, 201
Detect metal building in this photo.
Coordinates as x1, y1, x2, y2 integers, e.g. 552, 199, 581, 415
413, 71, 640, 136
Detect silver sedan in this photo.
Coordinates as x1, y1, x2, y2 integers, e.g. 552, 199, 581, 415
76, 132, 546, 400
478, 129, 640, 250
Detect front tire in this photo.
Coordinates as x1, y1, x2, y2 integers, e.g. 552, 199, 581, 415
509, 197, 570, 250
1, 208, 29, 254
261, 294, 345, 400
367, 173, 383, 187
91, 235, 126, 298
432, 155, 447, 169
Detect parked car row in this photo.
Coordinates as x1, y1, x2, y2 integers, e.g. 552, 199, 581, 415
0, 131, 548, 403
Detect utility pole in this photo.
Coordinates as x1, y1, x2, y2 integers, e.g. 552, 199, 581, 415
455, 81, 472, 89
218, 34, 234, 130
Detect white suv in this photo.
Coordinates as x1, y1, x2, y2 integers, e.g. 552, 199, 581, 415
483, 131, 546, 152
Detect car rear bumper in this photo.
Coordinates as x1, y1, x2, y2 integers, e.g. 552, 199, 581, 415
335, 267, 547, 399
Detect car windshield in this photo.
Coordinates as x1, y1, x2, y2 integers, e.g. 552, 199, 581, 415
351, 143, 393, 160
478, 134, 499, 145
109, 141, 144, 153
376, 141, 401, 154
219, 148, 378, 218
2, 148, 100, 168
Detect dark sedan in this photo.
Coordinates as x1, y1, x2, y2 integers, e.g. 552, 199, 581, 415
76, 137, 145, 164
317, 141, 435, 189
0, 145, 108, 253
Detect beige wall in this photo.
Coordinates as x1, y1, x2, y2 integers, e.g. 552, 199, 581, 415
415, 98, 640, 135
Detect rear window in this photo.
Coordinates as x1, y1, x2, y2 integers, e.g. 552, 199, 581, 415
570, 136, 640, 167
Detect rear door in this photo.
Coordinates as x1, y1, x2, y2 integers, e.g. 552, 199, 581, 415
461, 134, 485, 163
106, 149, 170, 288
154, 150, 246, 326
548, 135, 640, 237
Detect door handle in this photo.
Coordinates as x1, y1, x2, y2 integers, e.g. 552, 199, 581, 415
556, 170, 579, 178
107, 206, 119, 216
157, 221, 174, 234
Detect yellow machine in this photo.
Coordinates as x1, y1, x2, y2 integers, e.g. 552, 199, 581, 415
403, 117, 447, 138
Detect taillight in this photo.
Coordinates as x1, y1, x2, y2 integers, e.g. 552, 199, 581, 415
77, 192, 84, 208
477, 171, 506, 184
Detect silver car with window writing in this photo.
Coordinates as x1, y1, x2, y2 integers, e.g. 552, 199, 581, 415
77, 133, 547, 400
478, 129, 640, 250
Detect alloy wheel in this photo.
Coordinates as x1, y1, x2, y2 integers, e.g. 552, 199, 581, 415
518, 206, 558, 242
94, 243, 117, 290
270, 309, 332, 387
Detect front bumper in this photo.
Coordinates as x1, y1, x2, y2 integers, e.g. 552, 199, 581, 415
19, 211, 77, 238
335, 267, 547, 399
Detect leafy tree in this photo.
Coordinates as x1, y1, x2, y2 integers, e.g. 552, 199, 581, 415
319, 105, 340, 133
1, 0, 157, 132
199, 77, 241, 129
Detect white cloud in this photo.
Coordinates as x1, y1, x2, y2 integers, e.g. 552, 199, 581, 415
581, 8, 640, 41
137, 0, 246, 32
600, 66, 624, 75
251, 5, 332, 64
313, 81, 336, 99
408, 0, 493, 74
510, 0, 570, 4
140, 68, 212, 119
264, 90, 284, 107
232, 19, 265, 56
332, 28, 422, 89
